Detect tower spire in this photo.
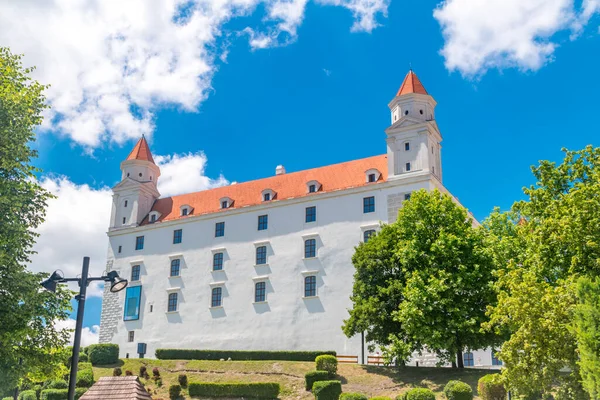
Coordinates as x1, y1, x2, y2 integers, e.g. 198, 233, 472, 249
126, 136, 155, 164
396, 70, 428, 97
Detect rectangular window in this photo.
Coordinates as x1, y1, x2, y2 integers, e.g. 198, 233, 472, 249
492, 350, 502, 366
123, 217, 126, 224
167, 292, 178, 312
304, 238, 316, 258
182, 208, 188, 216
211, 287, 222, 307
123, 286, 141, 321
135, 236, 144, 250
363, 196, 375, 213
213, 252, 223, 271
404, 193, 411, 201
304, 276, 316, 297
150, 214, 156, 222
309, 184, 316, 193
215, 222, 225, 237
128, 331, 134, 342
255, 281, 266, 302
363, 230, 376, 243
170, 259, 180, 277
118, 245, 122, 254
405, 142, 410, 151
131, 265, 140, 281
463, 352, 474, 367
221, 200, 228, 209
368, 173, 376, 182
258, 215, 268, 231
256, 246, 267, 265
305, 206, 316, 223
406, 162, 411, 172
173, 229, 182, 244
263, 193, 270, 201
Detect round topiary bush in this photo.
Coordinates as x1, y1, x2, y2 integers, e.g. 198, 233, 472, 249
477, 374, 506, 400
444, 380, 473, 400
113, 367, 122, 376
169, 384, 181, 399
340, 393, 368, 400
405, 388, 436, 400
316, 354, 338, 375
87, 344, 119, 365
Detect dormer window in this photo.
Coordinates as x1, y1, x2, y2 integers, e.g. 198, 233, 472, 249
261, 189, 275, 202
264, 193, 270, 201
148, 211, 161, 223
180, 205, 192, 216
182, 208, 188, 216
219, 197, 233, 209
365, 169, 381, 183
306, 180, 321, 193
222, 201, 228, 209
150, 214, 156, 223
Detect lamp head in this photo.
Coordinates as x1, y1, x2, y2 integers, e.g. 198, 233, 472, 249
105, 271, 128, 293
40, 271, 64, 292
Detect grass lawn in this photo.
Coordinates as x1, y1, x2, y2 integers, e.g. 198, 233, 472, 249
92, 359, 494, 399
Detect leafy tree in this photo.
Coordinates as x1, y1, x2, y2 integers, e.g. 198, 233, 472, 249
484, 146, 600, 398
0, 47, 72, 393
343, 189, 498, 367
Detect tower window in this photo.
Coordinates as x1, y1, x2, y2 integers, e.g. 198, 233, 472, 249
405, 142, 410, 151
139, 173, 142, 177
263, 193, 271, 202
167, 293, 178, 312
368, 173, 376, 183
404, 193, 411, 201
363, 196, 375, 213
124, 200, 128, 207
173, 229, 182, 244
211, 287, 222, 307
256, 246, 267, 265
170, 259, 180, 277
309, 184, 316, 193
122, 217, 126, 224
406, 163, 411, 172
213, 252, 223, 270
215, 222, 225, 237
258, 215, 268, 231
304, 276, 317, 297
255, 281, 266, 303
128, 331, 134, 343
150, 305, 153, 312
432, 146, 434, 154
432, 166, 435, 175
135, 236, 144, 250
304, 239, 316, 258
364, 230, 376, 243
118, 245, 122, 254
131, 265, 140, 281
127, 173, 130, 177
305, 206, 316, 223
420, 109, 423, 115
404, 110, 409, 115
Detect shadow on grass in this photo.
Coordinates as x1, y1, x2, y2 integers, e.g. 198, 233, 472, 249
94, 360, 125, 368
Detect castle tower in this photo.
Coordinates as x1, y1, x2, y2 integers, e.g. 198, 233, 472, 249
385, 70, 442, 181
109, 136, 161, 229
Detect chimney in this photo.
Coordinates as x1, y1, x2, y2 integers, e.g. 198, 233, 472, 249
275, 165, 285, 175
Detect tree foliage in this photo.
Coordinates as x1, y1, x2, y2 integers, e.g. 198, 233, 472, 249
343, 189, 498, 366
0, 47, 72, 393
574, 276, 600, 399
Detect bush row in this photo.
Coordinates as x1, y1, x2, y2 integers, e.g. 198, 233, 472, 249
40, 388, 87, 400
155, 348, 335, 361
87, 344, 119, 365
188, 382, 280, 398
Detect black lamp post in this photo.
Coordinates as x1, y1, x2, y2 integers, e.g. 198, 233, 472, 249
40, 256, 128, 400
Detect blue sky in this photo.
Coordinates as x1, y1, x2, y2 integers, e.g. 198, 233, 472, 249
2, 0, 599, 340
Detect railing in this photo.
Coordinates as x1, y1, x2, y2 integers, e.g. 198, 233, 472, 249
367, 355, 384, 365
336, 355, 358, 364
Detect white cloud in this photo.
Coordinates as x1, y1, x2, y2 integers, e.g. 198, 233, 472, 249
434, 0, 600, 77
55, 319, 100, 347
0, 0, 388, 149
29, 152, 227, 296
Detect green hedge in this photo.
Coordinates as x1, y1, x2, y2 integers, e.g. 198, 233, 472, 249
40, 388, 87, 400
306, 370, 332, 391
43, 380, 68, 390
316, 355, 338, 375
18, 390, 37, 400
188, 382, 280, 398
87, 344, 119, 365
312, 381, 342, 400
403, 388, 435, 400
444, 380, 473, 400
370, 397, 392, 400
477, 374, 506, 400
156, 348, 335, 361
339, 393, 368, 400
76, 364, 94, 388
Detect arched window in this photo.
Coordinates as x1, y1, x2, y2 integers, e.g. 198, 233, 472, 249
167, 293, 178, 312
211, 287, 222, 307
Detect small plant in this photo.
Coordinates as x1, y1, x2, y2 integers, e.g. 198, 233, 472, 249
125, 370, 133, 376
152, 367, 160, 378
113, 367, 122, 376
156, 378, 163, 387
477, 374, 506, 400
169, 384, 181, 399
404, 388, 436, 400
139, 365, 147, 378
339, 394, 368, 400
178, 374, 188, 388
312, 380, 342, 400
315, 354, 338, 375
444, 380, 473, 400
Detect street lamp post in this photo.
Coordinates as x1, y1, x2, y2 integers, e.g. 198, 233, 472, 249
41, 256, 128, 400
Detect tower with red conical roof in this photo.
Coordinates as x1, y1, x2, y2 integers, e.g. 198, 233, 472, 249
385, 70, 442, 182
109, 136, 161, 229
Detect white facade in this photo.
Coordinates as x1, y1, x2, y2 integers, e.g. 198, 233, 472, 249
98, 72, 498, 367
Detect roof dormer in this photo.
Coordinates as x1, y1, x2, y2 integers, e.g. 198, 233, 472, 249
148, 210, 162, 223
306, 180, 321, 193
220, 197, 233, 209
261, 189, 275, 202
365, 168, 381, 183
180, 204, 193, 216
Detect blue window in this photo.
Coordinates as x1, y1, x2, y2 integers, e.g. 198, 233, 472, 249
304, 276, 316, 297
258, 215, 268, 231
304, 238, 316, 258
211, 287, 222, 307
404, 193, 411, 201
167, 292, 178, 312
221, 200, 228, 209
463, 352, 474, 367
215, 222, 225, 237
309, 184, 316, 193
173, 229, 182, 244
405, 142, 410, 151
364, 230, 376, 243
124, 286, 141, 321
255, 281, 266, 302
406, 162, 411, 172
368, 173, 376, 182
256, 246, 267, 265
170, 259, 180, 277
131, 265, 140, 281
135, 236, 144, 250
182, 208, 188, 216
263, 193, 271, 201
305, 206, 316, 223
492, 350, 502, 366
363, 197, 375, 213
213, 252, 223, 271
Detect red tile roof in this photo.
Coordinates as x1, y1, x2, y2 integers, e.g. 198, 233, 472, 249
126, 136, 155, 164
396, 70, 428, 96
147, 154, 388, 224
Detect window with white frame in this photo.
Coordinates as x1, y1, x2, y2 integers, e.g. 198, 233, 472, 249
213, 252, 223, 270
211, 287, 222, 307
304, 275, 317, 297
306, 180, 321, 193
255, 281, 266, 302
167, 292, 178, 312
365, 169, 381, 183
220, 197, 232, 209
180, 205, 192, 216
261, 189, 275, 202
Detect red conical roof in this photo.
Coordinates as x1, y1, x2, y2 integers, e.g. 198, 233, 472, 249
126, 136, 155, 164
396, 70, 428, 96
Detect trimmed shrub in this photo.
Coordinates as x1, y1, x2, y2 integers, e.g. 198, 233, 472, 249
178, 374, 188, 388
316, 355, 338, 375
78, 353, 88, 363
339, 393, 368, 400
188, 382, 280, 398
306, 371, 332, 391
40, 388, 86, 400
125, 370, 133, 376
152, 367, 160, 378
139, 365, 148, 378
478, 374, 506, 400
3, 397, 13, 400
113, 367, 122, 376
312, 380, 342, 400
18, 390, 37, 400
444, 380, 473, 400
43, 380, 68, 390
169, 384, 181, 399
76, 368, 94, 388
87, 344, 119, 365
155, 349, 336, 361
405, 388, 436, 400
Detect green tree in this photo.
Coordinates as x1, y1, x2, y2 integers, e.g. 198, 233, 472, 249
574, 276, 600, 399
484, 146, 600, 398
0, 47, 72, 393
343, 189, 498, 367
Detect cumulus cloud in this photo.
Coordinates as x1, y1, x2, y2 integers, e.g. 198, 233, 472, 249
55, 319, 100, 347
29, 152, 227, 296
0, 0, 388, 149
434, 0, 600, 77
